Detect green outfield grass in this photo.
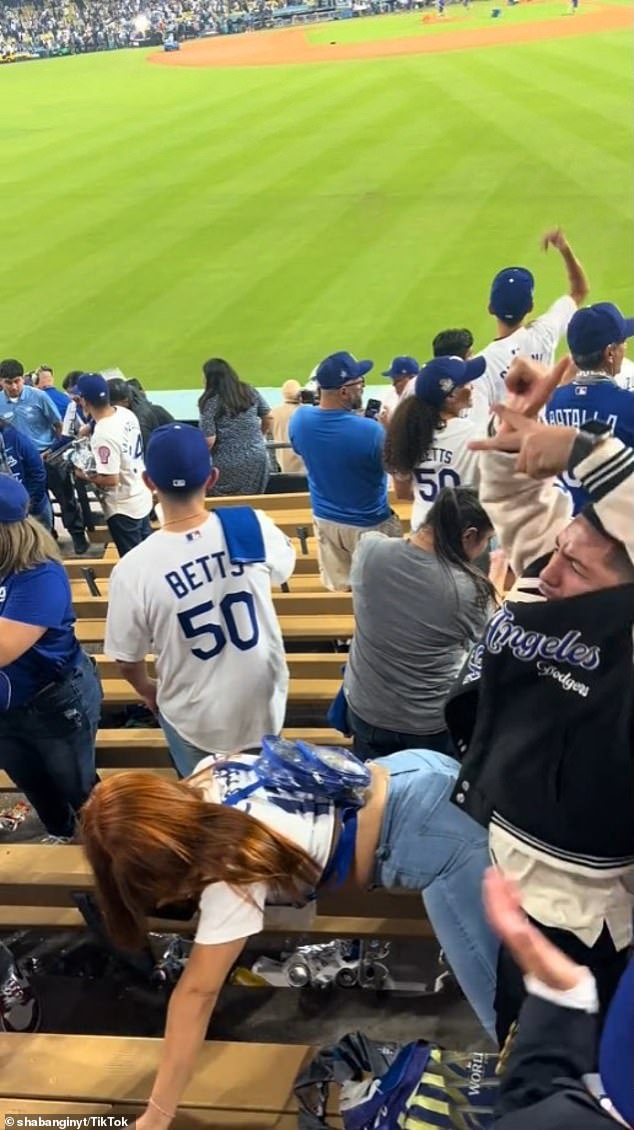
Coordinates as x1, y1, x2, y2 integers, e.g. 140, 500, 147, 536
0, 6, 631, 392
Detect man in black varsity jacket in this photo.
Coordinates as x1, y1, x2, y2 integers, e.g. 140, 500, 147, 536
446, 354, 634, 1043
485, 868, 633, 1130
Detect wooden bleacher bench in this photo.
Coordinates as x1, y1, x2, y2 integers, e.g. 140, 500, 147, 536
76, 613, 354, 646
70, 573, 326, 596
71, 590, 353, 621
87, 499, 411, 544
0, 843, 432, 940
0, 1034, 340, 1129
66, 548, 323, 580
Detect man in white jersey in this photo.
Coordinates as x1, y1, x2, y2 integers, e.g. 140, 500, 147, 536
105, 423, 295, 776
472, 228, 589, 429
73, 373, 152, 557
379, 356, 419, 421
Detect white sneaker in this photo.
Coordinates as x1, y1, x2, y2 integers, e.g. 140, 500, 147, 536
40, 834, 74, 845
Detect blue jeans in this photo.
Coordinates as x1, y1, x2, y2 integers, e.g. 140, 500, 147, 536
371, 749, 498, 1041
0, 651, 102, 837
159, 714, 208, 778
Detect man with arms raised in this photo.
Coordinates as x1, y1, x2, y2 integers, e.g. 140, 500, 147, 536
471, 229, 589, 428
105, 424, 295, 776
446, 355, 634, 1042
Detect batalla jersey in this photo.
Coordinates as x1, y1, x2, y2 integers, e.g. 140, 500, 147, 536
0, 562, 80, 709
192, 755, 334, 946
90, 406, 152, 520
105, 511, 295, 754
546, 379, 634, 512
471, 295, 577, 430
408, 415, 483, 531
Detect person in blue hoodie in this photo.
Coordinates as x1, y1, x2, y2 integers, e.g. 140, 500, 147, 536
0, 420, 51, 529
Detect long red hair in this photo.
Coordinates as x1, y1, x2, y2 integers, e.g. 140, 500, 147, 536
80, 771, 320, 949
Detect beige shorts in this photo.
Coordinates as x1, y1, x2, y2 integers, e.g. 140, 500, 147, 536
313, 512, 402, 591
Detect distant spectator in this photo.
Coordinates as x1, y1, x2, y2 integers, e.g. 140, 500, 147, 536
345, 487, 494, 759
108, 377, 174, 454
289, 352, 401, 591
0, 358, 88, 554
385, 356, 487, 530
32, 365, 71, 419
269, 380, 306, 474
105, 424, 294, 775
379, 356, 419, 421
546, 303, 634, 512
0, 419, 51, 529
472, 229, 589, 428
73, 373, 152, 557
432, 328, 474, 359
198, 359, 272, 496
61, 371, 89, 437
0, 476, 101, 843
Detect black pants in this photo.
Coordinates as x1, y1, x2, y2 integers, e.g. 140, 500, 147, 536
107, 512, 152, 556
46, 460, 85, 538
495, 917, 630, 1046
347, 705, 450, 761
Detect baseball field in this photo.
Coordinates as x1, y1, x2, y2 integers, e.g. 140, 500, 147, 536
0, 0, 631, 394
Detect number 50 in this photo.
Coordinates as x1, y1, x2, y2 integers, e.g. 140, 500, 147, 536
177, 592, 259, 660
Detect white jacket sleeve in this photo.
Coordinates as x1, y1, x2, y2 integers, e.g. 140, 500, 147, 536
574, 436, 634, 568
478, 451, 572, 578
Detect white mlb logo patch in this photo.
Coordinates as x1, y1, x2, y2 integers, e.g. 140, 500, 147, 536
574, 386, 588, 396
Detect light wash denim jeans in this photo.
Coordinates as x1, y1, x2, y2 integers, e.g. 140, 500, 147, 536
371, 749, 498, 1041
159, 714, 209, 778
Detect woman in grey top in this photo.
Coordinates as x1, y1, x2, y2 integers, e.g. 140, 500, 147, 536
344, 487, 495, 760
198, 359, 273, 496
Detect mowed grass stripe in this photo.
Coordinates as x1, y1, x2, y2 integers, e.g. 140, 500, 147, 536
0, 22, 631, 386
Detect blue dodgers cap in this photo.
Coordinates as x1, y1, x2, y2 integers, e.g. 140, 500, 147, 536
490, 267, 535, 325
315, 352, 374, 390
599, 960, 633, 1127
145, 423, 213, 491
381, 356, 420, 379
0, 475, 29, 523
567, 302, 634, 357
73, 373, 109, 405
415, 355, 486, 408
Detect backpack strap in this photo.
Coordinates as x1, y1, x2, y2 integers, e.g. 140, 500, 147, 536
215, 507, 266, 565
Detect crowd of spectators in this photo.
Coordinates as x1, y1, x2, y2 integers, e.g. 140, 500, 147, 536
0, 0, 440, 61
0, 0, 282, 60
1, 225, 633, 1124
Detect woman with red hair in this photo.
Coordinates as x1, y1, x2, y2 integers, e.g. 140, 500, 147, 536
80, 748, 498, 1127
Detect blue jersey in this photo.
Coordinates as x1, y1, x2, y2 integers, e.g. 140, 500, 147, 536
546, 379, 634, 512
0, 561, 80, 709
0, 425, 48, 517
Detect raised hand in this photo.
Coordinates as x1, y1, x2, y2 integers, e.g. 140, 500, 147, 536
541, 227, 568, 253
469, 409, 577, 478
504, 354, 572, 421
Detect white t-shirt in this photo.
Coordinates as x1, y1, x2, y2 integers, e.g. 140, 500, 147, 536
90, 406, 152, 519
105, 511, 295, 753
193, 755, 335, 945
409, 414, 483, 530
472, 295, 577, 429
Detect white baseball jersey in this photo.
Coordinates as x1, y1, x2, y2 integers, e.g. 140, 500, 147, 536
105, 511, 295, 754
90, 405, 152, 520
193, 756, 334, 945
472, 295, 577, 429
409, 415, 483, 530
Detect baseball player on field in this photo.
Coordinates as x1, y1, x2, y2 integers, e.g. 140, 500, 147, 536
105, 423, 295, 776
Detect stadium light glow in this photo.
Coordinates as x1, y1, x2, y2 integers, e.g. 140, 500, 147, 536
133, 14, 150, 34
